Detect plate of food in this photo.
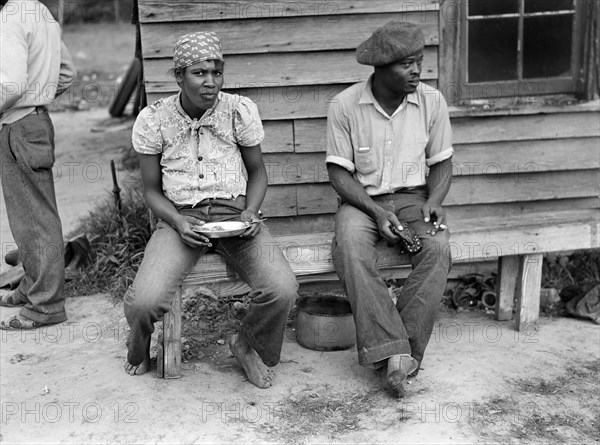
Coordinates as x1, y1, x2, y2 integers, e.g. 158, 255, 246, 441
192, 221, 249, 238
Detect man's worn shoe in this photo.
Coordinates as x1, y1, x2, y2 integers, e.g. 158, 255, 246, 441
382, 355, 419, 398
0, 291, 26, 308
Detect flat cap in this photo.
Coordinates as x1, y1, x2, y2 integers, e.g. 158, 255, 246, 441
356, 21, 425, 66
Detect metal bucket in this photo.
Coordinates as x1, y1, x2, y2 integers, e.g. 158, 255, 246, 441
295, 295, 356, 351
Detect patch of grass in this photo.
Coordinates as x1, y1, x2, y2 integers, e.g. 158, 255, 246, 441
257, 386, 377, 444
64, 179, 151, 300
473, 359, 600, 444
543, 250, 600, 291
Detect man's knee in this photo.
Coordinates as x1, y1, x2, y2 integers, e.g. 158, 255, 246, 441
419, 238, 452, 270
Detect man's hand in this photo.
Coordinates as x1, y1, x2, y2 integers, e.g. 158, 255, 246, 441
240, 209, 263, 238
421, 201, 447, 236
375, 209, 404, 244
174, 215, 211, 248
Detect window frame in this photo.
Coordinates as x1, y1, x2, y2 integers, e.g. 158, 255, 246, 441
440, 0, 589, 104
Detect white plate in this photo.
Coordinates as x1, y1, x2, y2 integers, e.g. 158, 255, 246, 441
192, 221, 249, 238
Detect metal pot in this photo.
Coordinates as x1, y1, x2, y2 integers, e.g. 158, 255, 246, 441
295, 295, 356, 351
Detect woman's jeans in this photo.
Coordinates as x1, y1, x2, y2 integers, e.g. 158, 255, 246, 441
124, 196, 298, 367
0, 110, 66, 324
332, 187, 451, 368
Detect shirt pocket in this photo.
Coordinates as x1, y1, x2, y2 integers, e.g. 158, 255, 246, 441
354, 146, 377, 175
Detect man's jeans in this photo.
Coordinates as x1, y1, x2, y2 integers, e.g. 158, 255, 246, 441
124, 196, 298, 367
332, 186, 451, 368
0, 110, 66, 324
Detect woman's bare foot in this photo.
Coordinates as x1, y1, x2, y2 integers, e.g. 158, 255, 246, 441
124, 358, 150, 376
228, 334, 274, 388
124, 336, 151, 376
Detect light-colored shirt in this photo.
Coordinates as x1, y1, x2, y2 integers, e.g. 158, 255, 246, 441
132, 92, 265, 206
326, 77, 453, 196
0, 0, 76, 127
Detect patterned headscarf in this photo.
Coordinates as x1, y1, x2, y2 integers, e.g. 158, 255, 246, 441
173, 31, 224, 70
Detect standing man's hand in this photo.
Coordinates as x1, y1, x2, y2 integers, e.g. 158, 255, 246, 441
174, 215, 212, 247
421, 201, 447, 236
240, 209, 263, 238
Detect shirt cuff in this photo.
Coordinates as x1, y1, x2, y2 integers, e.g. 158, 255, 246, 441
325, 155, 355, 172
426, 147, 454, 167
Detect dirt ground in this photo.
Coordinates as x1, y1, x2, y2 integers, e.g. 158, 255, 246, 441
0, 108, 599, 444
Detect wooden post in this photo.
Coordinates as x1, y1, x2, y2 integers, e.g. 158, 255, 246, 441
160, 288, 183, 379
495, 255, 519, 321
515, 253, 543, 331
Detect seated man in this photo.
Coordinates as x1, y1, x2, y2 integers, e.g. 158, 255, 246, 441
326, 22, 453, 398
124, 31, 298, 388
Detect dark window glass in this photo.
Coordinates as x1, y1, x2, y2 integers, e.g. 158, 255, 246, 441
468, 18, 518, 82
524, 0, 574, 13
468, 0, 518, 16
523, 15, 573, 78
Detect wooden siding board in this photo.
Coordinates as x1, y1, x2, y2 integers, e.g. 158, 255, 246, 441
447, 170, 599, 206
147, 81, 438, 120
261, 185, 297, 216
143, 48, 438, 87
138, 0, 440, 23
263, 152, 328, 185
445, 197, 600, 222
262, 121, 294, 153
281, 169, 599, 216
294, 113, 600, 151
452, 112, 600, 143
267, 138, 600, 181
139, 13, 438, 57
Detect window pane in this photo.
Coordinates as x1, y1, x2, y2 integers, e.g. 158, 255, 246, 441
524, 0, 574, 13
468, 18, 518, 82
468, 0, 518, 16
523, 15, 572, 78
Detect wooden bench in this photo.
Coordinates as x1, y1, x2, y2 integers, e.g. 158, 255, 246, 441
157, 209, 600, 378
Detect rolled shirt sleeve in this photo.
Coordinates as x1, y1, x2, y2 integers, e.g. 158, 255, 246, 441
325, 100, 355, 172
425, 91, 453, 166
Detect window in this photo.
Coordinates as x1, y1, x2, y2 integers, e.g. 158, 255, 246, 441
450, 0, 588, 100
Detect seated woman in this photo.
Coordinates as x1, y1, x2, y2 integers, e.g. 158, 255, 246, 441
124, 31, 298, 388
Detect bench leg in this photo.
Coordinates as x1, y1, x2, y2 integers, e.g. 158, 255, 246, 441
496, 256, 519, 321
496, 254, 543, 330
157, 287, 183, 379
515, 253, 543, 331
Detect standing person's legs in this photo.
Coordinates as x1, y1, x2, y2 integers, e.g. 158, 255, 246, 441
124, 220, 208, 375
331, 204, 412, 366
0, 111, 66, 328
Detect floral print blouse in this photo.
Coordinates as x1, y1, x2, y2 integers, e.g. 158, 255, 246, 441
132, 91, 264, 206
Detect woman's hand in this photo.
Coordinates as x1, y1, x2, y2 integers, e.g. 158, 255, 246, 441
240, 209, 263, 238
174, 215, 212, 248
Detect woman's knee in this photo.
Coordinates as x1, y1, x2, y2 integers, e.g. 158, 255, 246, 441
124, 283, 171, 320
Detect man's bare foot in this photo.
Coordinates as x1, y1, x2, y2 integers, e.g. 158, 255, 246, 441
382, 354, 418, 398
228, 334, 274, 388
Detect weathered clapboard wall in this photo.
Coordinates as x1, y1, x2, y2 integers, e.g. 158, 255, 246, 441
137, 0, 600, 237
